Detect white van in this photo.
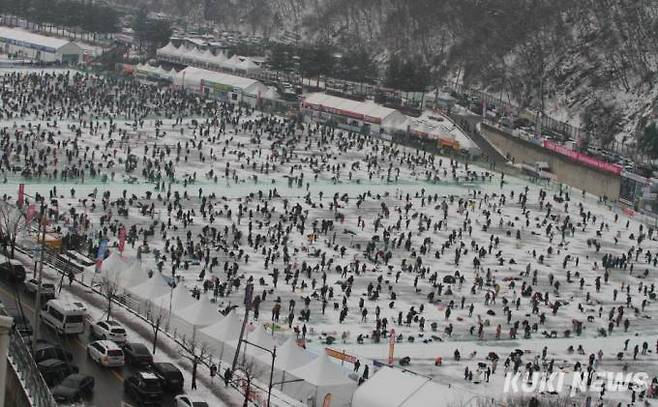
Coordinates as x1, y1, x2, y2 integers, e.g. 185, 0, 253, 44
39, 299, 87, 335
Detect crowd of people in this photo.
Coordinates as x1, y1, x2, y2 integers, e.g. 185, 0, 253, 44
2, 69, 657, 405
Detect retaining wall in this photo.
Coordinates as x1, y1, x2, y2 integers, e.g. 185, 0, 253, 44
480, 123, 621, 200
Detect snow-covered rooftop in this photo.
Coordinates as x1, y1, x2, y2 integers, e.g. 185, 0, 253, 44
177, 66, 262, 91
0, 27, 74, 51
303, 93, 402, 122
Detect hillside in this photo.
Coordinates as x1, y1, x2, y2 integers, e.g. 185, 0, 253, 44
112, 0, 658, 147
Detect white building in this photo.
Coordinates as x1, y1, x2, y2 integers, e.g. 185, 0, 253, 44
174, 66, 270, 107
301, 93, 409, 136
0, 27, 82, 63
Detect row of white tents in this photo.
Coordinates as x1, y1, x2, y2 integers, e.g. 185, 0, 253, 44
156, 42, 261, 74
92, 254, 357, 407
134, 63, 177, 82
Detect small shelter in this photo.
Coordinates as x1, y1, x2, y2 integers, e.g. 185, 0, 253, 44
287, 353, 356, 407
351, 366, 465, 407
126, 273, 171, 314
198, 310, 242, 361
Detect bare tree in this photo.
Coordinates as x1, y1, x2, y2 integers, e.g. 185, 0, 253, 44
100, 271, 121, 322
144, 301, 168, 355
234, 357, 267, 407
179, 335, 210, 391
0, 200, 27, 258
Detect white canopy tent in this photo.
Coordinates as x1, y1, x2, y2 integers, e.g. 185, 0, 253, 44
152, 284, 195, 333
270, 337, 316, 371
287, 353, 356, 407
126, 273, 171, 315
242, 323, 275, 357
153, 284, 195, 315
173, 295, 219, 337
198, 310, 242, 362
95, 253, 149, 297
98, 252, 132, 280
117, 261, 149, 290
225, 322, 272, 365
257, 337, 316, 392
235, 58, 260, 74
156, 42, 179, 58
351, 366, 465, 407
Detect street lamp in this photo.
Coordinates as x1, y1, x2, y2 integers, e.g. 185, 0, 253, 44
241, 339, 276, 407
236, 339, 305, 407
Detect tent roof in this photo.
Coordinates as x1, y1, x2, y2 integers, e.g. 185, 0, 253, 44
0, 27, 74, 50
288, 353, 354, 387
117, 261, 149, 289
303, 93, 400, 121
178, 67, 260, 91
199, 310, 241, 342
101, 254, 148, 288
352, 367, 462, 407
153, 284, 195, 311
157, 42, 179, 56
126, 274, 170, 301
243, 324, 275, 356
100, 253, 131, 278
236, 58, 259, 71
266, 337, 316, 371
173, 295, 219, 327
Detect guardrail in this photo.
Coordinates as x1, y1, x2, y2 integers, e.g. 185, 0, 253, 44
16, 244, 303, 407
7, 329, 57, 407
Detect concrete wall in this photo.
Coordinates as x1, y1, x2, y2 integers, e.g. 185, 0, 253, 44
480, 123, 621, 200
5, 363, 32, 407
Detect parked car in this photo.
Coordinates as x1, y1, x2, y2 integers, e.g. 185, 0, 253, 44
175, 395, 209, 407
124, 371, 164, 406
123, 342, 153, 368
37, 359, 79, 386
10, 313, 32, 337
150, 362, 184, 392
91, 320, 127, 343
0, 255, 26, 283
24, 279, 56, 297
32, 341, 73, 364
87, 340, 124, 367
52, 373, 95, 403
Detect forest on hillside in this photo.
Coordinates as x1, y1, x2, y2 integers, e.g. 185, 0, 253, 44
109, 0, 658, 145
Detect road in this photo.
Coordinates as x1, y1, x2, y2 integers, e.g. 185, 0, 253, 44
451, 111, 508, 165
0, 278, 178, 407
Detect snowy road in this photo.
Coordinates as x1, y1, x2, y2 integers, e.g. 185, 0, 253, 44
0, 278, 179, 407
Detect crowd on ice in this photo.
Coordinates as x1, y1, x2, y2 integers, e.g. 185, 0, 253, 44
1, 70, 658, 406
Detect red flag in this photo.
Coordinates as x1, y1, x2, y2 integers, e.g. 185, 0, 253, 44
26, 204, 36, 224
118, 226, 127, 255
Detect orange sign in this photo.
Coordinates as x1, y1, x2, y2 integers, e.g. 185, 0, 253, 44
325, 348, 357, 364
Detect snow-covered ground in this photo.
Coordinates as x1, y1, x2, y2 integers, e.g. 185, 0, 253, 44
0, 68, 657, 407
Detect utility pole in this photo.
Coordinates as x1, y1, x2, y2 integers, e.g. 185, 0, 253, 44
267, 346, 276, 407
231, 283, 253, 372
32, 203, 47, 350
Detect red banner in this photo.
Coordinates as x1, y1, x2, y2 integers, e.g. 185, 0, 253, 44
543, 141, 622, 175
118, 226, 127, 254
26, 204, 36, 224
